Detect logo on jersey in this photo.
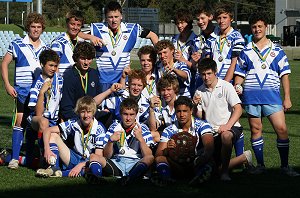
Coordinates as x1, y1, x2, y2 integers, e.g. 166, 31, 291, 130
123, 35, 128, 40
91, 81, 95, 87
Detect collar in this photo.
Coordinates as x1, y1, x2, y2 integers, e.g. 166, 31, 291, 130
23, 34, 46, 47
102, 22, 127, 33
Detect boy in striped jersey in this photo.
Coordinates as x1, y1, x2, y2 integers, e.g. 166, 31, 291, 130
1, 13, 48, 169
234, 11, 299, 177
36, 96, 107, 180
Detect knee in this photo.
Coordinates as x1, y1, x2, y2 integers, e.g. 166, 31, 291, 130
221, 131, 233, 145
49, 133, 61, 143
39, 118, 49, 131
250, 123, 262, 133
143, 154, 154, 165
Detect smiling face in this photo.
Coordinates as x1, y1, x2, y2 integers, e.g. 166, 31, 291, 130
251, 20, 267, 42
79, 109, 94, 127
106, 10, 122, 31
157, 47, 174, 65
175, 104, 192, 127
216, 13, 232, 34
66, 17, 82, 39
197, 13, 213, 31
140, 54, 153, 74
28, 22, 43, 41
160, 86, 176, 103
176, 20, 189, 33
129, 78, 144, 97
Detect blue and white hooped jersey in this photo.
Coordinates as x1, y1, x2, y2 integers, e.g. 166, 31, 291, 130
235, 40, 291, 105
153, 102, 177, 129
103, 120, 153, 159
160, 117, 213, 152
59, 118, 107, 158
51, 32, 84, 76
155, 61, 191, 97
141, 73, 158, 99
91, 22, 143, 84
7, 35, 48, 103
172, 31, 200, 61
28, 73, 63, 122
204, 27, 245, 79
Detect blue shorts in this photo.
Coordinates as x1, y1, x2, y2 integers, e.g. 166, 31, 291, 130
110, 157, 140, 176
63, 149, 87, 170
245, 104, 282, 118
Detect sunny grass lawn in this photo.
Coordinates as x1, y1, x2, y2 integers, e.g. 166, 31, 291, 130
0, 60, 300, 197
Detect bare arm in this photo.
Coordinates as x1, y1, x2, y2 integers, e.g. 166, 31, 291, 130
35, 80, 52, 116
103, 131, 121, 158
77, 32, 105, 47
146, 31, 159, 45
281, 74, 292, 111
1, 53, 16, 98
43, 126, 60, 162
93, 83, 122, 105
224, 57, 238, 82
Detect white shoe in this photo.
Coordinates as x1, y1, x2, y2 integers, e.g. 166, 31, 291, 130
8, 159, 19, 169
281, 166, 300, 177
36, 166, 62, 178
244, 150, 253, 166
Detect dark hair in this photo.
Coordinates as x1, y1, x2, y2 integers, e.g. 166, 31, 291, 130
215, 3, 234, 19
154, 40, 175, 52
248, 11, 269, 26
195, 4, 214, 17
157, 74, 179, 95
198, 58, 217, 74
174, 96, 193, 110
174, 9, 193, 30
120, 98, 139, 114
105, 1, 122, 15
137, 45, 157, 66
25, 12, 45, 32
66, 10, 84, 25
128, 69, 147, 88
39, 49, 60, 66
72, 41, 96, 62
74, 96, 97, 115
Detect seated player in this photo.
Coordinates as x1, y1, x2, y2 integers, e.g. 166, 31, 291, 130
154, 40, 191, 97
99, 98, 154, 185
35, 96, 106, 179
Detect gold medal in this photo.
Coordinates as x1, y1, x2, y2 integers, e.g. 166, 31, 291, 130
261, 64, 267, 69
111, 50, 116, 56
218, 56, 223, 62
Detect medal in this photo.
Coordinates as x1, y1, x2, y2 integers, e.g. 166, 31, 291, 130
197, 49, 202, 54
159, 115, 163, 120
218, 56, 223, 62
261, 64, 267, 69
119, 148, 125, 155
123, 35, 128, 40
270, 52, 275, 57
111, 50, 116, 56
139, 107, 143, 113
227, 41, 231, 47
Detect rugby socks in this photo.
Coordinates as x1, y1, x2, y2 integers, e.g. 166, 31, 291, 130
277, 138, 289, 168
156, 162, 171, 178
251, 136, 265, 166
128, 162, 148, 180
49, 143, 60, 167
89, 161, 102, 177
234, 133, 244, 156
11, 126, 24, 160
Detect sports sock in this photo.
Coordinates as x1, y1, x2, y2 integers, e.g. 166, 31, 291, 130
277, 138, 289, 168
128, 162, 148, 180
234, 133, 244, 156
89, 161, 102, 177
11, 126, 24, 160
49, 143, 59, 167
156, 162, 171, 178
251, 136, 264, 166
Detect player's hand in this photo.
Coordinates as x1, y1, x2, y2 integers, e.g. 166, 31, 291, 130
234, 84, 243, 95
167, 139, 176, 149
193, 92, 202, 105
150, 95, 161, 108
218, 124, 231, 134
191, 51, 201, 63
122, 66, 132, 78
283, 98, 292, 112
68, 164, 84, 177
110, 83, 122, 92
40, 78, 52, 94
5, 84, 17, 98
44, 149, 56, 164
174, 50, 184, 62
133, 124, 143, 142
110, 131, 121, 142
90, 36, 106, 47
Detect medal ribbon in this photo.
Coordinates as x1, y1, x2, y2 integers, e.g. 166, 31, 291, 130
108, 26, 121, 48
66, 33, 78, 51
252, 42, 272, 62
119, 123, 136, 147
176, 31, 192, 52
75, 67, 88, 94
146, 79, 155, 95
218, 36, 227, 53
80, 120, 93, 158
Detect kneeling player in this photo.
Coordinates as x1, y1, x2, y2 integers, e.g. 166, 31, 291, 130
36, 96, 106, 179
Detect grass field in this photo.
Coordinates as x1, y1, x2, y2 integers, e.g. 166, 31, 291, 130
0, 60, 300, 197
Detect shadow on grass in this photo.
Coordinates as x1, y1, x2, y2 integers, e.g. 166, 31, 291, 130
0, 115, 11, 126
0, 167, 300, 198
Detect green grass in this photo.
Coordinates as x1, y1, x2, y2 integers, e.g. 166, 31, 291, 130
0, 60, 300, 197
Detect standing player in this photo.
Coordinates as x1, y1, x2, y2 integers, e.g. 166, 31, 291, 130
203, 3, 244, 82
51, 10, 85, 76
234, 11, 299, 176
81, 1, 158, 92
100, 98, 154, 185
154, 40, 191, 97
36, 96, 107, 179
1, 13, 47, 169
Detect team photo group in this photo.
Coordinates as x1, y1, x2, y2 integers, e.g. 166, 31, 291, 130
0, 0, 299, 187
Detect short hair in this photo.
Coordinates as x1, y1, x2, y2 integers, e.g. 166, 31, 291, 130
195, 4, 214, 17
174, 9, 193, 30
66, 10, 84, 24
174, 96, 193, 110
25, 12, 45, 32
215, 3, 234, 19
157, 74, 179, 95
154, 40, 175, 52
248, 11, 269, 26
137, 45, 157, 66
105, 1, 122, 15
128, 69, 147, 88
198, 58, 217, 74
39, 49, 60, 66
120, 98, 139, 114
74, 96, 97, 115
72, 41, 96, 62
